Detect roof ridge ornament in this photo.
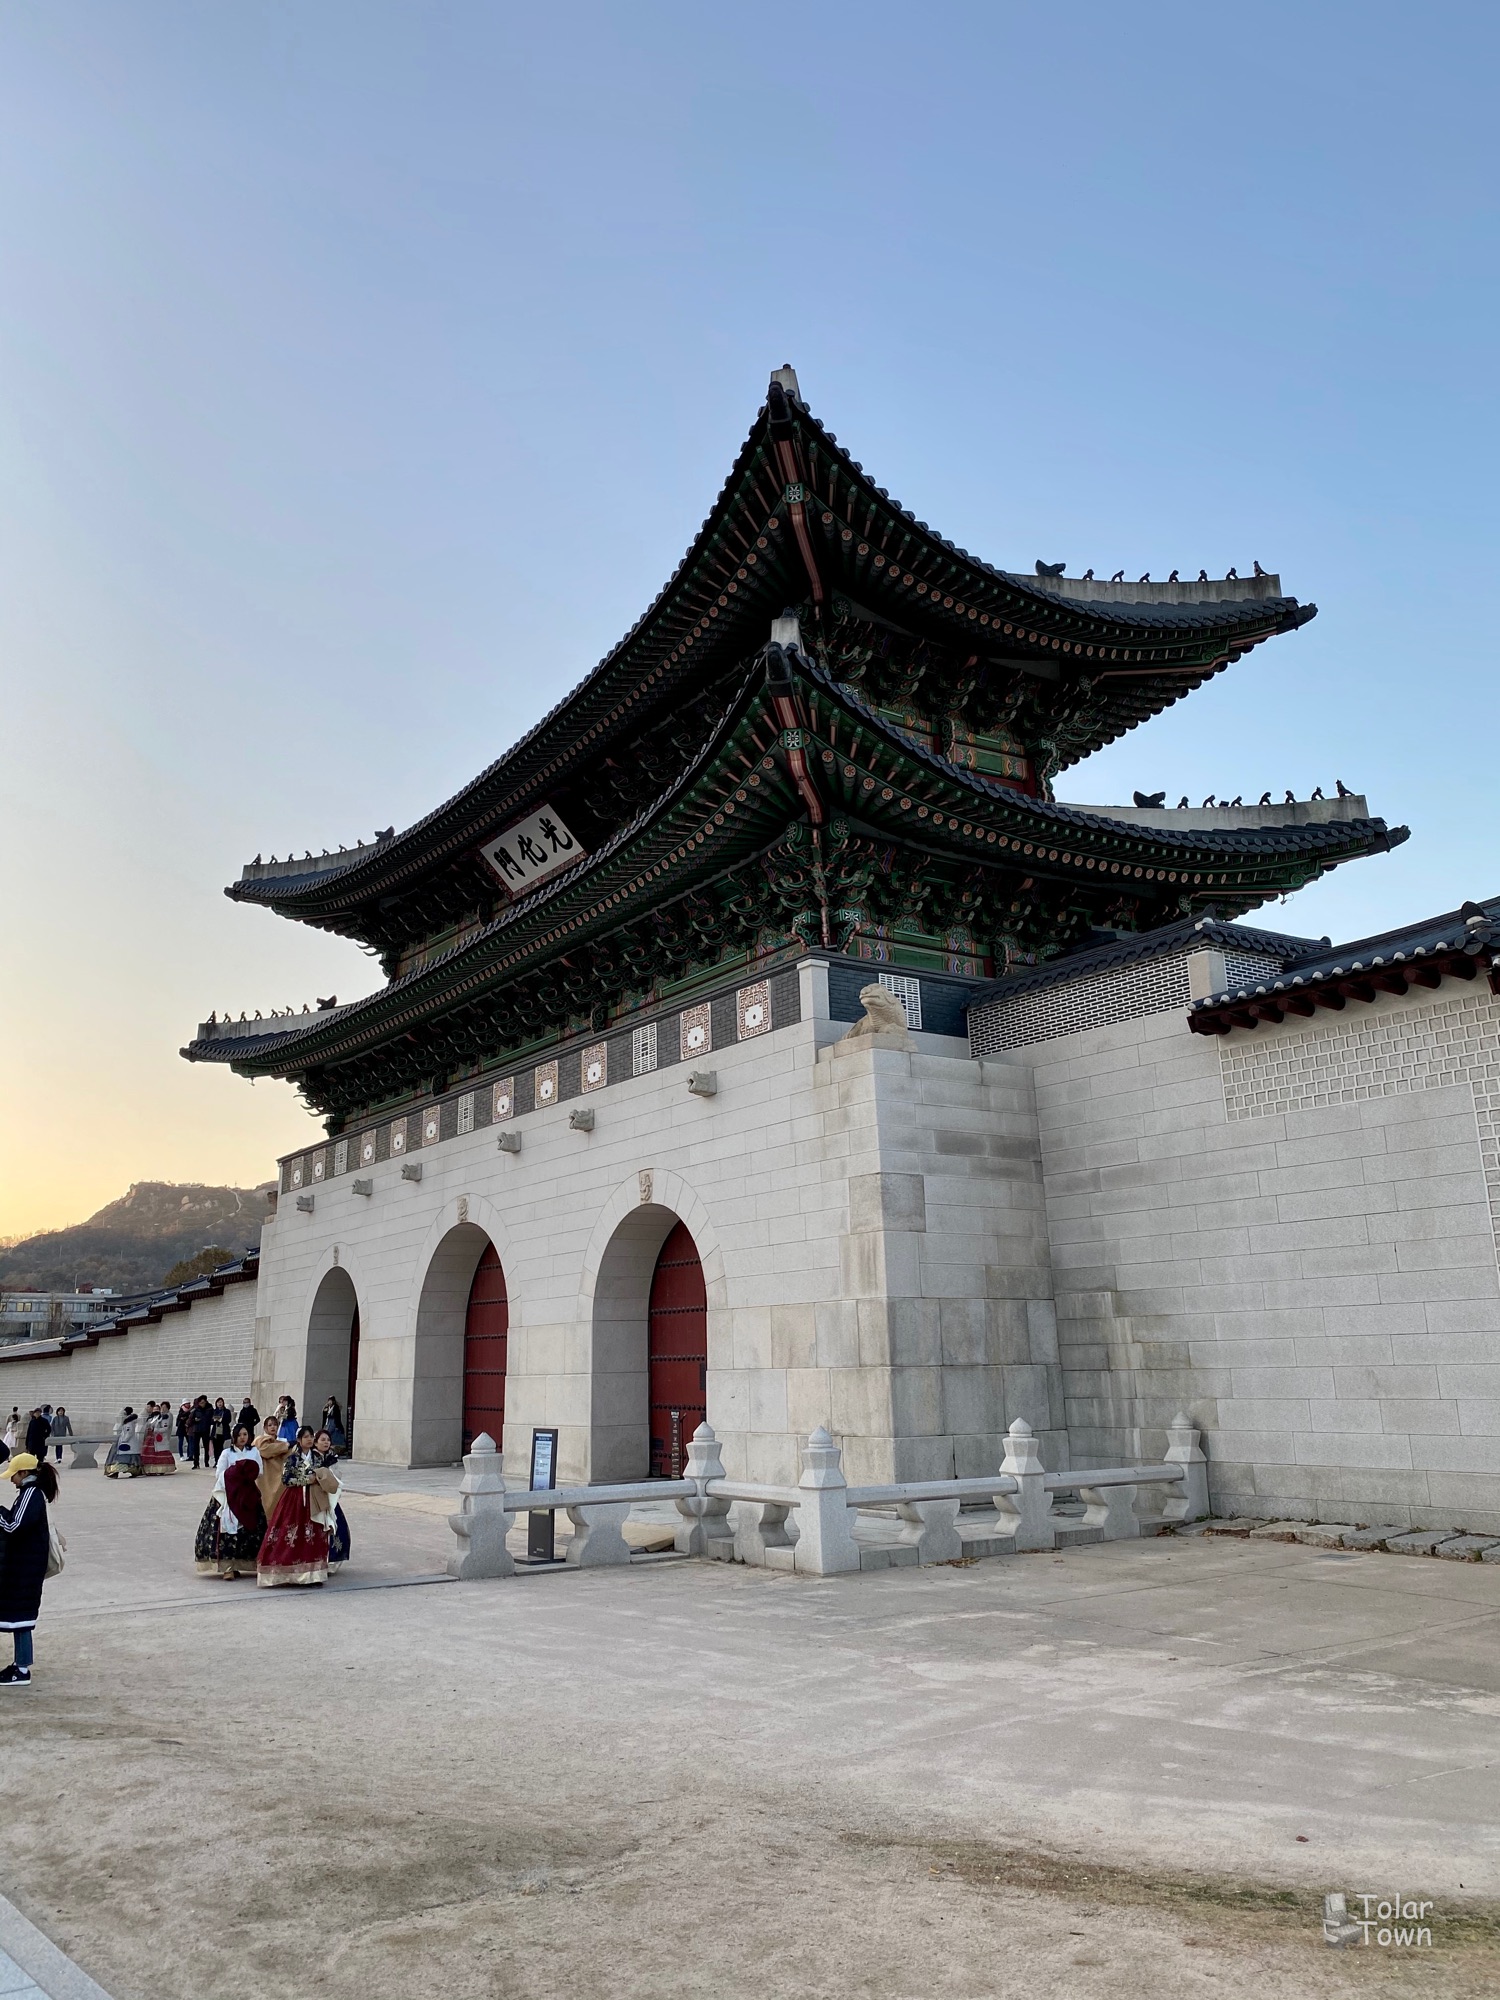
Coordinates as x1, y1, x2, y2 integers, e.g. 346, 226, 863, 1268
769, 362, 802, 404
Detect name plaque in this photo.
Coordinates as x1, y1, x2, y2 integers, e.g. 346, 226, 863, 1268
479, 806, 585, 894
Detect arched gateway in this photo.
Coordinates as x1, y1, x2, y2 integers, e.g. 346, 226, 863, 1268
412, 1222, 509, 1465
305, 1265, 359, 1443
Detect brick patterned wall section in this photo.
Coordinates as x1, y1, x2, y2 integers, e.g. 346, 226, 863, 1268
969, 948, 1282, 1054
1219, 987, 1500, 1254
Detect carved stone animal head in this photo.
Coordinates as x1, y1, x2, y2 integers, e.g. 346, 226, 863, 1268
842, 982, 912, 1044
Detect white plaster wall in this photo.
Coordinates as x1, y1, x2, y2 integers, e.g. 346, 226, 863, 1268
1022, 985, 1500, 1533
252, 979, 1062, 1486
0, 1285, 257, 1437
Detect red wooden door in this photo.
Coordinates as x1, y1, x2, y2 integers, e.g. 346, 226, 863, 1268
346, 1307, 360, 1440
463, 1243, 509, 1453
648, 1222, 707, 1478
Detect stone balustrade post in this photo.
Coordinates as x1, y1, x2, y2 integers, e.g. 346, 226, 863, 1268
1159, 1412, 1209, 1523
993, 1419, 1055, 1552
674, 1422, 735, 1558
791, 1427, 861, 1575
447, 1432, 515, 1579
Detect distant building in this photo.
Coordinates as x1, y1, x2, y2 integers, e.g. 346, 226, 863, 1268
0, 1290, 120, 1343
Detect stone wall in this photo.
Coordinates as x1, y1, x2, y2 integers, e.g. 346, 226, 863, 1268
0, 1284, 257, 1436
1019, 984, 1500, 1533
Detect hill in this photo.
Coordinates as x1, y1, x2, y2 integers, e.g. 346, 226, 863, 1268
0, 1183, 273, 1296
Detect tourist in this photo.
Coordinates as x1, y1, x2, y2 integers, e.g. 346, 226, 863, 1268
275, 1397, 299, 1444
140, 1403, 177, 1476
24, 1409, 50, 1459
3, 1411, 19, 1454
105, 1407, 143, 1478
0, 1452, 58, 1687
49, 1407, 72, 1464
256, 1416, 292, 1523
175, 1402, 191, 1460
236, 1396, 259, 1436
313, 1429, 350, 1568
258, 1427, 339, 1588
194, 1424, 266, 1578
320, 1397, 347, 1451
209, 1398, 233, 1462
188, 1396, 214, 1469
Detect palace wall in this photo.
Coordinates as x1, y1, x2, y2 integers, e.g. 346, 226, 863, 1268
1016, 985, 1500, 1534
251, 963, 1064, 1487
238, 948, 1500, 1533
0, 1282, 257, 1436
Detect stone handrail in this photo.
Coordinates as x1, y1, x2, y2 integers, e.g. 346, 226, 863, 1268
447, 1414, 1207, 1579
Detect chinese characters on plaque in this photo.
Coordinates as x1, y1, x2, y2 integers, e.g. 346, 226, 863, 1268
479, 806, 586, 895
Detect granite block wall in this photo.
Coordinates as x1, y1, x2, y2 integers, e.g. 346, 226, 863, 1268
1019, 982, 1500, 1532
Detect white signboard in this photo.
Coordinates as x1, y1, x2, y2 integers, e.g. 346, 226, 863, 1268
479, 805, 586, 895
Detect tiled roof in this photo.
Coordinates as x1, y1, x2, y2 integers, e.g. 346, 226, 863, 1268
226, 377, 1317, 931
966, 916, 1320, 1007
1188, 897, 1500, 1016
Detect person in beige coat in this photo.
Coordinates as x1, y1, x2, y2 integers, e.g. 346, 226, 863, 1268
255, 1417, 292, 1520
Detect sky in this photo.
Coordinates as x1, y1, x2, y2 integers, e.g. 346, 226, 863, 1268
2, 2, 1496, 1239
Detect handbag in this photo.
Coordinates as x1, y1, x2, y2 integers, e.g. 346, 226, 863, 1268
45, 1523, 67, 1578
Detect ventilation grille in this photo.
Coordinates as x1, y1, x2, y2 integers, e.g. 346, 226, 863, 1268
877, 972, 923, 1031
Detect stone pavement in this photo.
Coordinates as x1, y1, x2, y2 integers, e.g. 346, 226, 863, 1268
8, 1464, 1500, 1998
0, 1891, 112, 2000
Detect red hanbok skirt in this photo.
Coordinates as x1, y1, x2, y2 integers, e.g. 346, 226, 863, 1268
141, 1433, 177, 1474
256, 1483, 329, 1587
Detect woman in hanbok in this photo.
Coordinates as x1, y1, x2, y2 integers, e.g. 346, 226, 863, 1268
104, 1407, 143, 1478
194, 1424, 265, 1577
258, 1427, 339, 1587
275, 1397, 300, 1444
140, 1403, 177, 1475
255, 1416, 291, 1522
313, 1430, 350, 1568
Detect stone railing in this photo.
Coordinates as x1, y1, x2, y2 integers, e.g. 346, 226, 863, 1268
447, 1415, 1207, 1579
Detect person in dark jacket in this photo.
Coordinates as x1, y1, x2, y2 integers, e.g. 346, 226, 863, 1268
24, 1410, 50, 1459
208, 1398, 233, 1461
0, 1452, 58, 1687
188, 1397, 214, 1469
48, 1407, 73, 1463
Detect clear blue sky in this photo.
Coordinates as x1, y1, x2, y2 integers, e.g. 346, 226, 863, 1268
2, 2, 1496, 1231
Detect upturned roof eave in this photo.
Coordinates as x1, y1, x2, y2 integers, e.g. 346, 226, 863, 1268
188, 663, 783, 1076
806, 657, 1405, 863
226, 381, 1314, 929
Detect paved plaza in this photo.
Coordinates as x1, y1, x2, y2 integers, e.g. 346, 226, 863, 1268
6, 1466, 1500, 1998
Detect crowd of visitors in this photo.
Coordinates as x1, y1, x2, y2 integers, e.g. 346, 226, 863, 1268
0, 1389, 356, 1688
194, 1418, 351, 1587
